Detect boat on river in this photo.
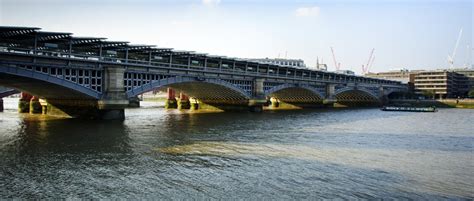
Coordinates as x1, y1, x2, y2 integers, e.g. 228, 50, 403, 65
381, 106, 437, 112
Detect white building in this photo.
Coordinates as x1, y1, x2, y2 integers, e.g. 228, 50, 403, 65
247, 58, 307, 69
335, 70, 355, 75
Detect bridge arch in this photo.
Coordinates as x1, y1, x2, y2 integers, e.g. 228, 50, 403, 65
0, 88, 19, 98
127, 76, 252, 102
384, 87, 409, 99
334, 87, 381, 105
0, 65, 101, 99
334, 87, 379, 99
265, 83, 324, 103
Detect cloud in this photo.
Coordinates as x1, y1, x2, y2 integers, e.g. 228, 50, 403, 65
202, 0, 221, 6
295, 6, 320, 17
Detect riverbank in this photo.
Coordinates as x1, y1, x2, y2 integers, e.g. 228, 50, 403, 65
389, 99, 474, 109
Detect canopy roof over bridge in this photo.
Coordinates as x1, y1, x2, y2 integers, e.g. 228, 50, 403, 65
0, 26, 214, 58
0, 26, 282, 65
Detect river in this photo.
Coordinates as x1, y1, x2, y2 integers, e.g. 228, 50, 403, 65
0, 98, 473, 199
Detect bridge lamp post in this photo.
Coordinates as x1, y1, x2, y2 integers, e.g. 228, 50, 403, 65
148, 51, 152, 65
98, 43, 103, 61
169, 54, 173, 68
68, 38, 73, 58
125, 47, 129, 63
187, 56, 191, 69
33, 34, 38, 54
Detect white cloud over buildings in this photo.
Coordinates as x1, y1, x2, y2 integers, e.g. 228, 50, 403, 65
202, 0, 221, 6
295, 6, 320, 17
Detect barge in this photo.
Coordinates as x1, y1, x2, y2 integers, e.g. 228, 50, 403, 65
381, 106, 437, 112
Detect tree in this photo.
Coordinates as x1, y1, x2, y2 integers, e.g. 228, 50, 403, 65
468, 88, 474, 98
422, 90, 435, 99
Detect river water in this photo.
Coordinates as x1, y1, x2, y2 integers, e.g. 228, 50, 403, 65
0, 98, 473, 199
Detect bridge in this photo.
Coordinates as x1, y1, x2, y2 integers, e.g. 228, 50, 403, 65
0, 26, 407, 119
0, 86, 18, 111
0, 86, 18, 98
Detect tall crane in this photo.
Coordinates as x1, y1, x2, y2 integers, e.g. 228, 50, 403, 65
367, 55, 375, 73
465, 44, 471, 68
362, 48, 375, 74
448, 28, 463, 68
330, 47, 341, 71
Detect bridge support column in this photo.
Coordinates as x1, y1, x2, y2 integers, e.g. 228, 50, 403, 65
248, 78, 266, 112
270, 97, 280, 108
190, 98, 199, 110
29, 96, 42, 114
323, 84, 337, 106
379, 86, 387, 105
97, 66, 129, 120
128, 96, 141, 108
18, 92, 32, 113
165, 88, 177, 109
178, 92, 190, 110
39, 98, 48, 114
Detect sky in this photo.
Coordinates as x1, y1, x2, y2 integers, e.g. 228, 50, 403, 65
0, 0, 473, 74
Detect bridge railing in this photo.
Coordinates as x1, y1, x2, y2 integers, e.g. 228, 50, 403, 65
0, 45, 405, 87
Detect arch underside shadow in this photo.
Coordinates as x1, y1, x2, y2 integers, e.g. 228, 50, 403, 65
335, 90, 380, 106
269, 87, 323, 104
170, 82, 250, 104
0, 71, 103, 118
127, 77, 252, 105
265, 84, 324, 106
385, 89, 409, 99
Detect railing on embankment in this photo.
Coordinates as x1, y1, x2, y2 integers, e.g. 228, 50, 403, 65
389, 99, 474, 109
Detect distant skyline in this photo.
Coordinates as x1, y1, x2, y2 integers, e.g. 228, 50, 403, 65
1, 0, 472, 74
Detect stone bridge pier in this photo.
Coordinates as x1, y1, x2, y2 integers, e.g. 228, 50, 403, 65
324, 83, 338, 105
248, 78, 267, 112
37, 65, 130, 120
53, 65, 129, 120
97, 66, 129, 119
1, 64, 130, 120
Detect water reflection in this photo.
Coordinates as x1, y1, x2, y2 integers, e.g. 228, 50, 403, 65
3, 117, 131, 155
157, 141, 473, 197
0, 102, 473, 199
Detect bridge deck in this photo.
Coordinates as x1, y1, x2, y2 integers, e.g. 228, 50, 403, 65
0, 26, 404, 88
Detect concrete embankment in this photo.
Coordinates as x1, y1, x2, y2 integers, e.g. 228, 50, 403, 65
389, 99, 474, 109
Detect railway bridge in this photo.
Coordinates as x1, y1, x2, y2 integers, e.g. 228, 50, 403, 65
0, 26, 407, 119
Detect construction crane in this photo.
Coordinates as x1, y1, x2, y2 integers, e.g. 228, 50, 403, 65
362, 48, 375, 74
465, 44, 471, 68
448, 28, 463, 68
330, 47, 341, 71
367, 55, 375, 73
